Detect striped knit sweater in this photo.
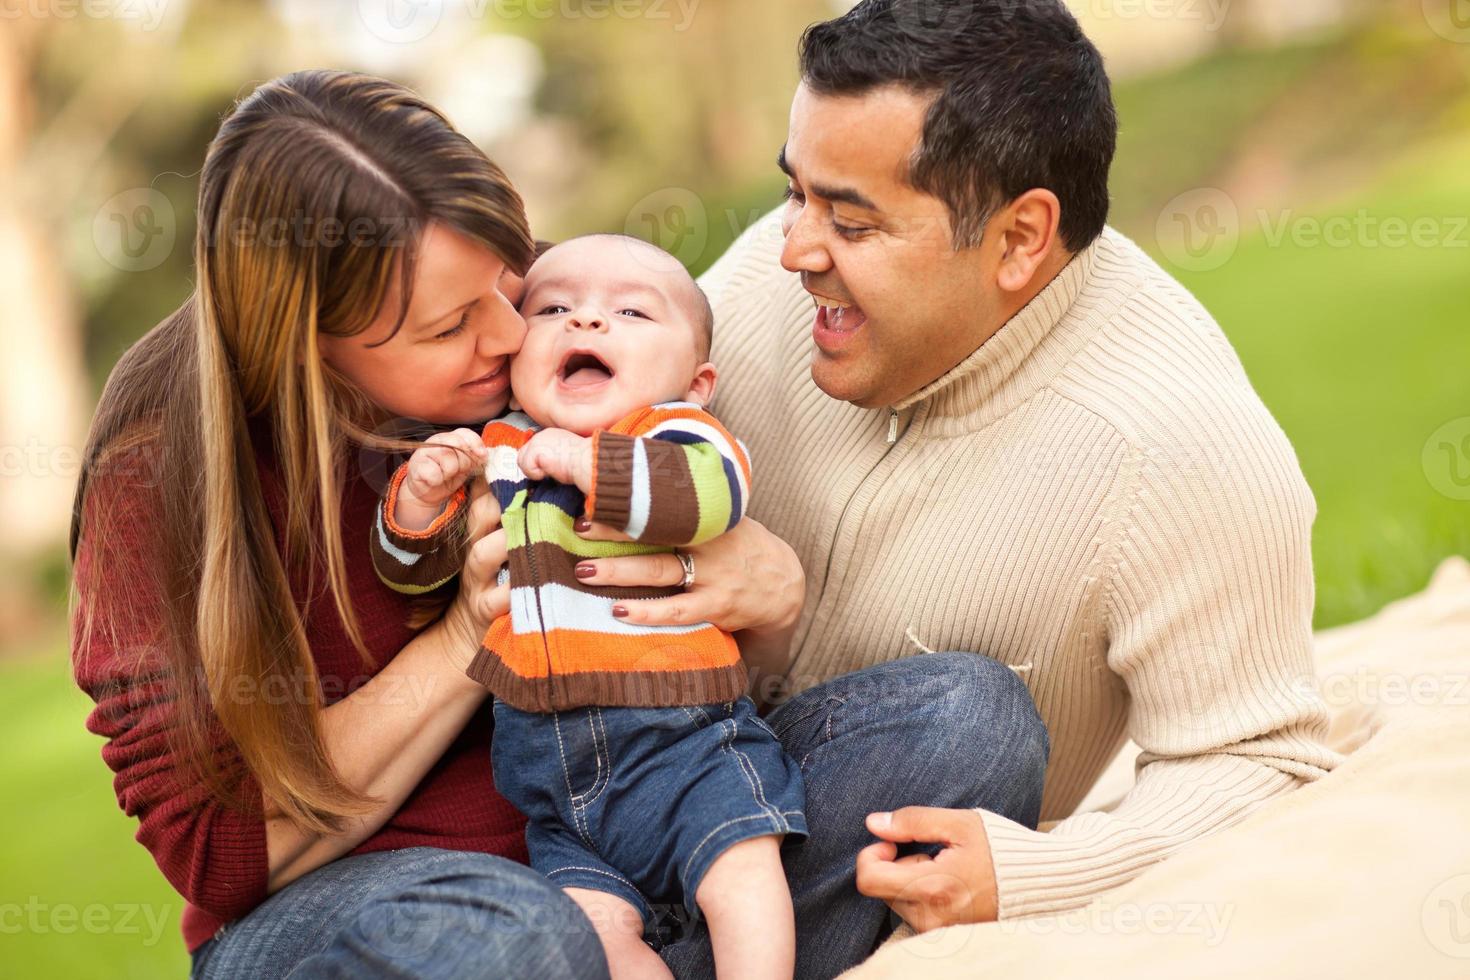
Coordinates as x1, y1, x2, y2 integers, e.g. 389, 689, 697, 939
697, 210, 1343, 919
371, 402, 753, 712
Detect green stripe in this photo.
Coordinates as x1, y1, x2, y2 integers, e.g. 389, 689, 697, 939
521, 501, 669, 559
684, 442, 733, 544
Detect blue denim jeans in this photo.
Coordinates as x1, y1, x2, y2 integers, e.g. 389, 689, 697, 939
491, 695, 807, 929
190, 651, 1048, 980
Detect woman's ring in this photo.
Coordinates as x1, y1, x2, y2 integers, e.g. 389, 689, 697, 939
676, 550, 695, 589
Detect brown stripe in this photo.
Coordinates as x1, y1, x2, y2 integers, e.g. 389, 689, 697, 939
640, 439, 701, 545
590, 431, 636, 530
509, 540, 683, 600
470, 651, 750, 713
370, 526, 463, 591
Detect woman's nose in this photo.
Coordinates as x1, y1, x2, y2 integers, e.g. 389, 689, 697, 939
479, 305, 526, 356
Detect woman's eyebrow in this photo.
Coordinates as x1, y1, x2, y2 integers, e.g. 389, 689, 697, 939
413, 298, 472, 333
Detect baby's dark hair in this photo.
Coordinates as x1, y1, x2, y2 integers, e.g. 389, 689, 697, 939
532, 234, 714, 361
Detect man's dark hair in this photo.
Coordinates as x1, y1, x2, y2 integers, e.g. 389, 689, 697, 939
799, 0, 1117, 252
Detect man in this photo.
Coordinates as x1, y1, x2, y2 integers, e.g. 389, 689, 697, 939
699, 0, 1338, 943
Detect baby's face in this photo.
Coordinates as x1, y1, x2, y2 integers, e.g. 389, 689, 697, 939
511, 236, 710, 435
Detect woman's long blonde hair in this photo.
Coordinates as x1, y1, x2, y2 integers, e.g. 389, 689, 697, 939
70, 70, 534, 832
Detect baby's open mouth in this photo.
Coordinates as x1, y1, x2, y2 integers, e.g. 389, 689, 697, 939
558, 349, 616, 388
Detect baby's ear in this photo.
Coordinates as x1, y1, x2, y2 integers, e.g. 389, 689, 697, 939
685, 362, 718, 408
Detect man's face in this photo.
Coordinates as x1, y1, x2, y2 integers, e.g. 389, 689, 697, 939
780, 82, 1000, 409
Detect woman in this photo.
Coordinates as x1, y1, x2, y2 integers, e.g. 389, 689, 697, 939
71, 70, 1047, 979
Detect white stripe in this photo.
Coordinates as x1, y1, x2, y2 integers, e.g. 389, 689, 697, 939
641, 417, 749, 506
374, 511, 422, 567
625, 438, 650, 539
508, 582, 710, 636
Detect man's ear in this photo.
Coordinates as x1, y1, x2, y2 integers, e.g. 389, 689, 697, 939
994, 188, 1063, 294
684, 362, 718, 408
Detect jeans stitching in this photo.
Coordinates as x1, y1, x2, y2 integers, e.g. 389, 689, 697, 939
721, 714, 781, 829
681, 813, 790, 899
552, 711, 597, 850
573, 707, 612, 810
547, 864, 642, 894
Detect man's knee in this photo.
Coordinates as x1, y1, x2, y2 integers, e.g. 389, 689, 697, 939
932, 652, 1048, 754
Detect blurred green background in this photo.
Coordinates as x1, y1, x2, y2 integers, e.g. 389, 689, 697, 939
2, 0, 1467, 975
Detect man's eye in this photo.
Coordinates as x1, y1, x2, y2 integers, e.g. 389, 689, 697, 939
782, 185, 805, 205
833, 222, 873, 240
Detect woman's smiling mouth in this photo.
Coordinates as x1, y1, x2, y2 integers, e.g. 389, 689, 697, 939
459, 358, 510, 395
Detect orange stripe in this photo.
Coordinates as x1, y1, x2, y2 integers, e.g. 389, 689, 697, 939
382, 463, 467, 539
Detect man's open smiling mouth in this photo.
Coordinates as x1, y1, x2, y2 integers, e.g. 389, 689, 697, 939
809, 290, 869, 350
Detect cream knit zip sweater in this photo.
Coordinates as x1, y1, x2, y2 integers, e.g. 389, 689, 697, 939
699, 211, 1342, 919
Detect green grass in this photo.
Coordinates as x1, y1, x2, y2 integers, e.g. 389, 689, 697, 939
0, 651, 189, 978
6, 27, 1468, 979
1153, 136, 1470, 629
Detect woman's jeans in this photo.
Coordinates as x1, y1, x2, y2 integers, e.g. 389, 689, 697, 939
190, 651, 1050, 980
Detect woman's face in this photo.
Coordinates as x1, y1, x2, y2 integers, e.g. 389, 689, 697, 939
319, 221, 528, 425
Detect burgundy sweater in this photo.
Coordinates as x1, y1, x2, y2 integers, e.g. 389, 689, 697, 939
70, 425, 528, 953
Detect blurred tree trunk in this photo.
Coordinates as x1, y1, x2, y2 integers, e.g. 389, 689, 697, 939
0, 20, 90, 644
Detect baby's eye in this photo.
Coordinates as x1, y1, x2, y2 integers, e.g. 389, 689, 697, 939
617, 308, 648, 319
536, 304, 569, 316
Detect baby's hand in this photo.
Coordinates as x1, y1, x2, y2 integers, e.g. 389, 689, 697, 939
396, 428, 489, 531
518, 428, 593, 491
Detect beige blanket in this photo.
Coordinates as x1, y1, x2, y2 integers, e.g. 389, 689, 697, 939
851, 557, 1470, 979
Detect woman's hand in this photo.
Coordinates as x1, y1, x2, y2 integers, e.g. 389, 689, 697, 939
438, 478, 510, 672
572, 515, 805, 635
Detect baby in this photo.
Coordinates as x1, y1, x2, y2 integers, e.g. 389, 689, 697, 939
371, 234, 806, 980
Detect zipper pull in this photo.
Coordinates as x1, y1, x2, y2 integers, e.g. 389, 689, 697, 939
887, 409, 899, 444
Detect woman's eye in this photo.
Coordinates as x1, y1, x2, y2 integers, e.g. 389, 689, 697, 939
434, 310, 471, 340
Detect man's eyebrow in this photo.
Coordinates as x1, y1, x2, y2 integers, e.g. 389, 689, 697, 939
776, 145, 881, 212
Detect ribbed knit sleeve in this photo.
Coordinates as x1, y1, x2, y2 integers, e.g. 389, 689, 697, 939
977, 393, 1337, 918
370, 463, 470, 595
587, 403, 752, 546
71, 459, 269, 921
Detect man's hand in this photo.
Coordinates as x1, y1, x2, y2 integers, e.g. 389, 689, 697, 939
518, 428, 593, 492
855, 807, 1000, 933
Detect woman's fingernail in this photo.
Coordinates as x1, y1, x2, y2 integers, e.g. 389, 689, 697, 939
575, 564, 596, 579
574, 517, 591, 532
611, 605, 629, 619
